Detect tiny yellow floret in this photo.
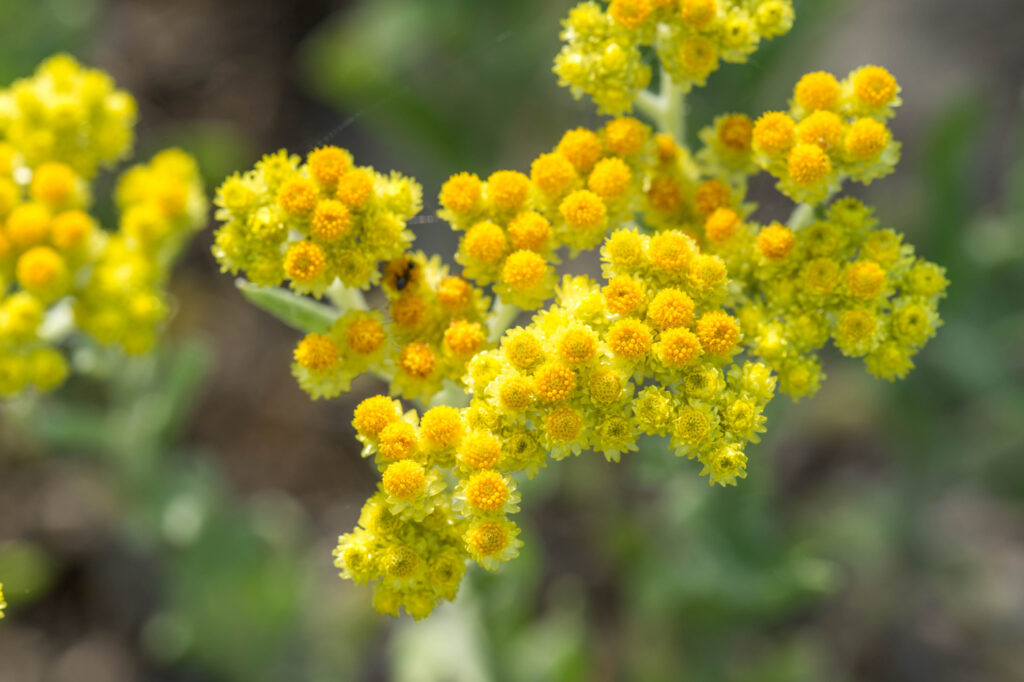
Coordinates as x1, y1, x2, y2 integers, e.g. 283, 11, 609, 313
787, 143, 831, 185
705, 207, 741, 244
444, 319, 486, 356
464, 470, 510, 513
421, 406, 464, 449
719, 114, 754, 151
440, 172, 482, 213
353, 396, 400, 438
307, 146, 352, 187
533, 362, 576, 402
681, 0, 717, 29
507, 211, 551, 251
378, 420, 419, 461
697, 311, 740, 356
603, 276, 645, 315
609, 0, 652, 29
794, 71, 841, 111
847, 261, 886, 298
346, 317, 386, 355
398, 342, 436, 378
587, 157, 632, 199
463, 221, 507, 263
294, 333, 339, 371
560, 190, 606, 230
382, 460, 427, 500
557, 128, 603, 171
752, 112, 797, 155
336, 168, 374, 208
608, 318, 652, 359
546, 407, 583, 441
853, 65, 898, 108
558, 327, 599, 364
756, 223, 796, 261
458, 431, 502, 469
277, 178, 318, 216
844, 118, 889, 160
30, 162, 76, 204
502, 250, 547, 291
487, 170, 530, 211
604, 117, 648, 156
657, 327, 702, 367
647, 288, 695, 329
284, 241, 326, 282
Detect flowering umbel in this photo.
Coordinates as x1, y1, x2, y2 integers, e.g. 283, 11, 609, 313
0, 55, 207, 396
213, 1, 946, 619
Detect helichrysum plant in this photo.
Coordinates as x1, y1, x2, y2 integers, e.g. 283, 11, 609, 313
0, 54, 207, 397
212, 0, 947, 619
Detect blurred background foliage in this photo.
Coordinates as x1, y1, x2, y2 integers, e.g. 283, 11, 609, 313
1, 0, 1023, 680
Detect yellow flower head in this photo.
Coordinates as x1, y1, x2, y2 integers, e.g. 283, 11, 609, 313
647, 288, 695, 329
718, 114, 754, 152
284, 241, 326, 283
444, 319, 486, 356
503, 328, 544, 369
847, 261, 886, 298
533, 361, 576, 402
587, 157, 632, 199
603, 276, 646, 315
696, 311, 740, 356
605, 318, 650, 360
560, 189, 607, 230
353, 395, 402, 438
609, 0, 653, 29
463, 221, 507, 263
16, 246, 67, 299
311, 199, 353, 241
458, 431, 502, 469
30, 162, 77, 205
508, 211, 551, 251
346, 317, 386, 355
794, 71, 840, 112
378, 420, 419, 461
398, 342, 436, 378
307, 146, 352, 187
752, 112, 796, 155
656, 327, 702, 367
382, 460, 427, 500
420, 406, 464, 450
278, 178, 318, 216
649, 231, 695, 272
704, 207, 741, 244
464, 470, 511, 513
6, 202, 51, 248
558, 326, 599, 363
438, 276, 474, 310
756, 223, 795, 261
501, 250, 548, 292
604, 117, 648, 156
498, 374, 533, 411
797, 110, 844, 151
546, 406, 583, 442
51, 210, 94, 250
844, 118, 889, 160
557, 128, 602, 172
487, 170, 530, 211
852, 65, 899, 108
681, 0, 717, 29
337, 168, 374, 208
294, 333, 339, 371
787, 143, 831, 185
440, 172, 483, 214
694, 179, 731, 216
530, 153, 576, 197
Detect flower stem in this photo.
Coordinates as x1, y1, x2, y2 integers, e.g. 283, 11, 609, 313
635, 68, 685, 141
486, 298, 520, 343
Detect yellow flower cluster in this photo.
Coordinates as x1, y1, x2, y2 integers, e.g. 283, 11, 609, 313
742, 67, 902, 203
332, 227, 776, 617
440, 116, 652, 307
212, 146, 421, 295
0, 54, 136, 177
0, 582, 5, 619
212, 4, 946, 621
703, 197, 947, 398
555, 0, 795, 114
0, 56, 206, 397
291, 251, 491, 402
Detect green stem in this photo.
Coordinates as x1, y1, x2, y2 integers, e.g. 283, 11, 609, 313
326, 279, 369, 312
635, 70, 685, 141
486, 298, 520, 343
787, 203, 816, 231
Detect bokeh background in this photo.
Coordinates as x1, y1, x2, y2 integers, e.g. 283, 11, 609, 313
1, 0, 1023, 680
